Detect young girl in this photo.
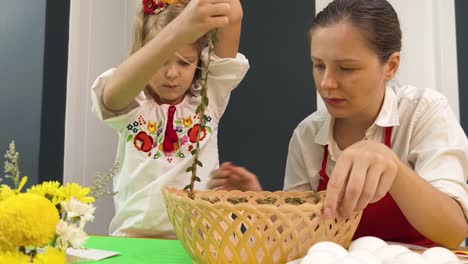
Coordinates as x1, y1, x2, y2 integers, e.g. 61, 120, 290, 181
91, 0, 249, 238
209, 0, 468, 248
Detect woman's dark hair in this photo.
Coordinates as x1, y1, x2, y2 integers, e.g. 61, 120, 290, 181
310, 0, 402, 63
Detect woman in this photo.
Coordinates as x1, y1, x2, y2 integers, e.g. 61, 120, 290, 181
208, 0, 468, 248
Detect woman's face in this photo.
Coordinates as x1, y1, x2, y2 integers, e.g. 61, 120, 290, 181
310, 21, 398, 121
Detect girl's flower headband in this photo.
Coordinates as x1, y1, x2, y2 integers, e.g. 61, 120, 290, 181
143, 0, 184, 15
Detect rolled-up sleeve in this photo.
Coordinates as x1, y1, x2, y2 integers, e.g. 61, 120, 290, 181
432, 180, 468, 219
284, 128, 310, 191
409, 98, 468, 219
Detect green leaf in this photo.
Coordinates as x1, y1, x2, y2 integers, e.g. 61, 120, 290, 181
211, 33, 219, 44
196, 160, 203, 167
205, 126, 212, 134
195, 177, 201, 182
186, 167, 193, 172
175, 121, 183, 126
158, 137, 163, 143
191, 149, 197, 155
126, 135, 133, 142
183, 185, 191, 191
158, 120, 163, 128
196, 105, 205, 115
178, 152, 185, 158
203, 96, 209, 106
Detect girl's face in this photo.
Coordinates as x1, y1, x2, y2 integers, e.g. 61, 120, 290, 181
149, 44, 199, 105
310, 21, 398, 121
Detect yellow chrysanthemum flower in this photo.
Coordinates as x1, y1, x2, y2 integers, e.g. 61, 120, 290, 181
33, 247, 66, 264
0, 185, 16, 202
0, 251, 30, 264
17, 176, 28, 192
58, 183, 95, 204
0, 193, 59, 251
27, 181, 62, 205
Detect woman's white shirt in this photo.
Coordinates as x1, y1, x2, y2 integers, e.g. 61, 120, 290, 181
284, 84, 468, 219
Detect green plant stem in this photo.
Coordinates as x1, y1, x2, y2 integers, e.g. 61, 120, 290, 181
185, 31, 217, 199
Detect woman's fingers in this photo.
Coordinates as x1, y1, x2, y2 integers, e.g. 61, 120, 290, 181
340, 158, 368, 218
354, 162, 383, 211
370, 164, 397, 203
324, 155, 352, 218
325, 140, 399, 219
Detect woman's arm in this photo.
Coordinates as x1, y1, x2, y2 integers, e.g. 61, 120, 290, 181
324, 140, 467, 248
324, 97, 468, 249
390, 163, 467, 249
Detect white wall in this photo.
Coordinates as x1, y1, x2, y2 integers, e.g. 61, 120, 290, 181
315, 0, 460, 119
65, 0, 138, 234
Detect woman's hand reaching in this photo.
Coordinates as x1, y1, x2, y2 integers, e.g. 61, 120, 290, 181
323, 140, 400, 219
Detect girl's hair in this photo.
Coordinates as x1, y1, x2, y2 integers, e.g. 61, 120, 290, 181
130, 2, 207, 97
310, 0, 402, 63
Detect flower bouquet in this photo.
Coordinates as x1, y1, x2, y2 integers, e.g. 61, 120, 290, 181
161, 32, 362, 263
0, 141, 114, 263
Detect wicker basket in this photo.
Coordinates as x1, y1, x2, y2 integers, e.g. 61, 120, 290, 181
162, 187, 362, 264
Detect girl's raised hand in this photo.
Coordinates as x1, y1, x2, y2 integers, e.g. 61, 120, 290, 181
172, 0, 232, 44
226, 0, 243, 24
208, 162, 262, 192
323, 140, 400, 219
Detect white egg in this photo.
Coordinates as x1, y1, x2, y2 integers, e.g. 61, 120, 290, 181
332, 255, 367, 264
307, 241, 348, 258
349, 236, 388, 252
300, 250, 337, 264
373, 245, 410, 264
422, 247, 459, 263
348, 249, 382, 264
392, 251, 426, 264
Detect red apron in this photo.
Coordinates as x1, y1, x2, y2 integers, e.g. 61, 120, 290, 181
317, 127, 434, 246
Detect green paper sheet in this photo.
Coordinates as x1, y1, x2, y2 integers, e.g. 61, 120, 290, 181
77, 236, 192, 263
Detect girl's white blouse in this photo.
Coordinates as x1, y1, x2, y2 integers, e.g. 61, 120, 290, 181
91, 50, 249, 238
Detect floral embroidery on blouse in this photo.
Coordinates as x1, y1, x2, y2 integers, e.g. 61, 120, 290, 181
126, 114, 212, 162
